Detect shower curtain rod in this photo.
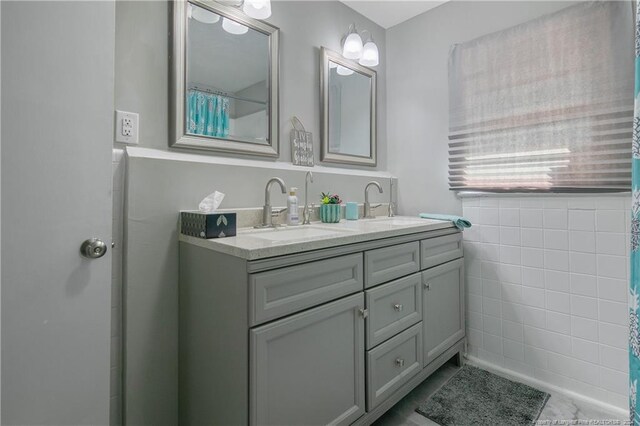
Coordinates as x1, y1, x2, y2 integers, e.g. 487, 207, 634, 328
188, 85, 267, 105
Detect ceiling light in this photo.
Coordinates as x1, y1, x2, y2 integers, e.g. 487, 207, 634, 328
189, 4, 220, 24
359, 40, 379, 67
243, 0, 271, 19
342, 25, 363, 60
222, 17, 249, 35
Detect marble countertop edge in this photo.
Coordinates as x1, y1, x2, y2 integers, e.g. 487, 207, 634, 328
178, 217, 456, 261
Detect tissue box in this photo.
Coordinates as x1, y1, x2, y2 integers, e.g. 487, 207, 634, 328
180, 211, 237, 239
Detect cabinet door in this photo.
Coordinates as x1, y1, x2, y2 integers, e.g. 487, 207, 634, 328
422, 258, 465, 365
250, 293, 365, 426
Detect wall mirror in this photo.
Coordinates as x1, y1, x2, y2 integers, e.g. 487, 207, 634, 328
321, 47, 377, 166
171, 0, 279, 157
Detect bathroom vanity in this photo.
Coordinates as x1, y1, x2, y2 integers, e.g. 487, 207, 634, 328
179, 217, 465, 425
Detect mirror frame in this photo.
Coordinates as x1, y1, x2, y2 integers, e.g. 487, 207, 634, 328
170, 0, 280, 157
320, 47, 377, 167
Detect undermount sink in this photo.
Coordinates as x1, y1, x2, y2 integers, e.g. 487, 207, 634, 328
246, 226, 352, 243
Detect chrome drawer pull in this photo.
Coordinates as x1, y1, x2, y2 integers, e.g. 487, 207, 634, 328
393, 303, 403, 312
395, 358, 405, 368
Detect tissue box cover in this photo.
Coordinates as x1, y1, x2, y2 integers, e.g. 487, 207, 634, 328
181, 211, 237, 239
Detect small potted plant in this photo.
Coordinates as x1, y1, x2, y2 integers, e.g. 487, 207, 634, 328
320, 192, 342, 223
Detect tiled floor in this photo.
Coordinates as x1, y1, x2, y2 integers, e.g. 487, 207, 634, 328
373, 360, 625, 426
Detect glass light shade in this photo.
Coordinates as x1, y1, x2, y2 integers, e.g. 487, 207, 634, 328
243, 0, 271, 19
222, 17, 249, 35
359, 41, 379, 66
342, 32, 363, 59
336, 65, 354, 76
190, 5, 220, 24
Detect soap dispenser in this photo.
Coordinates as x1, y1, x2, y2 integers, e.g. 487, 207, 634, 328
287, 187, 300, 226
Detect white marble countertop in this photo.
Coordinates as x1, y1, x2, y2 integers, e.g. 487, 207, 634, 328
179, 216, 456, 260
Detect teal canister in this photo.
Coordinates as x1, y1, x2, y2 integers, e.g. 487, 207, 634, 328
345, 202, 358, 220
320, 204, 342, 223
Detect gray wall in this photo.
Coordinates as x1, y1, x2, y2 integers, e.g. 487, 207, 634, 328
115, 0, 387, 170
386, 1, 576, 216
115, 2, 388, 423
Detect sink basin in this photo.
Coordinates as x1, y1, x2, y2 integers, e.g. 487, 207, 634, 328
246, 226, 351, 243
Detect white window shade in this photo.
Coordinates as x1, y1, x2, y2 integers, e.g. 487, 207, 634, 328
448, 1, 634, 193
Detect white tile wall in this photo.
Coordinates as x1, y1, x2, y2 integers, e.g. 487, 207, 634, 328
463, 195, 630, 409
110, 149, 125, 425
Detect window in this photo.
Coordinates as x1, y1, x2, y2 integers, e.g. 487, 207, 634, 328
448, 1, 634, 193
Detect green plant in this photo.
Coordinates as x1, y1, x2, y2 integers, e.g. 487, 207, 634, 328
320, 192, 342, 205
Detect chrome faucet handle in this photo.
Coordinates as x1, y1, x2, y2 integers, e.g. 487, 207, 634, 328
370, 203, 382, 209
388, 178, 396, 217
303, 171, 314, 225
302, 206, 311, 225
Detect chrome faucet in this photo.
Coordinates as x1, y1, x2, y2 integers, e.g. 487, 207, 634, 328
388, 178, 396, 217
255, 177, 287, 228
364, 181, 383, 219
303, 171, 314, 225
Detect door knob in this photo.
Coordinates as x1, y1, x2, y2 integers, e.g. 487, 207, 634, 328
80, 238, 108, 259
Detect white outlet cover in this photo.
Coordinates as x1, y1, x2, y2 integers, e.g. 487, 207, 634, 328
115, 110, 139, 144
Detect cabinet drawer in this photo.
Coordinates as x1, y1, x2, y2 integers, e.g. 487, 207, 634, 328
249, 253, 363, 326
364, 242, 420, 289
366, 323, 423, 410
365, 273, 422, 349
420, 233, 462, 270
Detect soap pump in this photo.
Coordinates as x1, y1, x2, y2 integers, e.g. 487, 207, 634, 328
287, 187, 300, 225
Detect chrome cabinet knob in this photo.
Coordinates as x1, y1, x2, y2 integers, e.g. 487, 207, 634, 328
395, 358, 405, 368
393, 303, 403, 312
80, 238, 107, 259
358, 308, 368, 319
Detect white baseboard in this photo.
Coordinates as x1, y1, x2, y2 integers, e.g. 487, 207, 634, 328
465, 355, 629, 420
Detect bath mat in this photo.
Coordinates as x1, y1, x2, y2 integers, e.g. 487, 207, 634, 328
416, 365, 550, 426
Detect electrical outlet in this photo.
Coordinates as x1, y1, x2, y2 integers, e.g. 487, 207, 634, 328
115, 110, 139, 144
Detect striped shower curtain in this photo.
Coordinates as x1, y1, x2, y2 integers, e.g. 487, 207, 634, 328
186, 89, 230, 138
631, 2, 640, 424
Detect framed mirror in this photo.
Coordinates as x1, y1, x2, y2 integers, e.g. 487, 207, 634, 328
321, 47, 377, 166
170, 0, 279, 157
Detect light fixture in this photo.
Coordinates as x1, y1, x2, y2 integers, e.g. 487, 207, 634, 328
189, 4, 221, 24
243, 0, 271, 19
336, 65, 354, 76
222, 17, 249, 34
342, 24, 363, 60
359, 32, 379, 67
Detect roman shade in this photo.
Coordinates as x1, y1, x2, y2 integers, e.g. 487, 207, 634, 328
448, 1, 634, 193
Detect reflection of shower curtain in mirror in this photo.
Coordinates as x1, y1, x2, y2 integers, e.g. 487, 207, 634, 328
187, 89, 230, 138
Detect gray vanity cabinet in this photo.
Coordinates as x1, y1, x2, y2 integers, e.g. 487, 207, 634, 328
422, 258, 465, 365
250, 293, 365, 426
179, 226, 466, 425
